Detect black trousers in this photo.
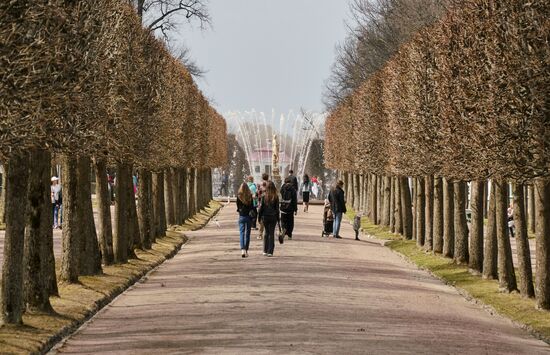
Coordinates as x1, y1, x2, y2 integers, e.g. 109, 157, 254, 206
263, 217, 277, 254
281, 212, 294, 238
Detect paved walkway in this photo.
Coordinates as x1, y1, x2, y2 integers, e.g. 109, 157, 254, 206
52, 204, 548, 354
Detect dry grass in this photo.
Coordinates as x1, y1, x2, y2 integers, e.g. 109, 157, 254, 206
0, 201, 222, 354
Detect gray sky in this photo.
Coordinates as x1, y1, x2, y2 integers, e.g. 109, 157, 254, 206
175, 0, 350, 115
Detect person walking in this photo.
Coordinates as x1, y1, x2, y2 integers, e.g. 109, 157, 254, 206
288, 170, 299, 204
280, 177, 297, 240
301, 174, 312, 212
258, 181, 280, 257
51, 176, 62, 229
257, 173, 269, 240
237, 182, 253, 258
247, 176, 259, 229
328, 180, 346, 239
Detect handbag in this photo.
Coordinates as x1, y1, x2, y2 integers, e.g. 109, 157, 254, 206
249, 208, 257, 219
278, 221, 285, 244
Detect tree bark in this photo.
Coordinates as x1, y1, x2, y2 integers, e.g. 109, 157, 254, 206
23, 150, 54, 313
382, 176, 391, 226
416, 177, 426, 247
389, 176, 395, 232
454, 181, 469, 265
128, 171, 140, 255
412, 178, 416, 240
377, 175, 383, 224
400, 176, 412, 239
0, 165, 6, 224
528, 184, 535, 233
433, 177, 444, 253
182, 168, 189, 221
512, 182, 534, 298
137, 168, 153, 249
359, 174, 365, 214
370, 174, 378, 224
94, 158, 114, 265
114, 163, 130, 263
77, 156, 102, 276
424, 176, 434, 251
153, 171, 166, 238
353, 173, 360, 212
483, 182, 498, 280
534, 178, 550, 309
394, 177, 403, 235
442, 178, 454, 258
495, 179, 517, 292
172, 167, 182, 224
469, 180, 484, 274
60, 155, 80, 282
189, 168, 197, 217
1, 154, 29, 324
164, 169, 175, 225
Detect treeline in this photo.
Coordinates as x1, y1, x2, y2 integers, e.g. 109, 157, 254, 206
325, 0, 549, 309
0, 0, 227, 325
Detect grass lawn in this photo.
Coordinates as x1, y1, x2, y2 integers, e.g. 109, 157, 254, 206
345, 207, 550, 342
0, 201, 222, 354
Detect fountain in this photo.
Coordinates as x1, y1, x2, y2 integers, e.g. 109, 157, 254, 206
226, 109, 327, 184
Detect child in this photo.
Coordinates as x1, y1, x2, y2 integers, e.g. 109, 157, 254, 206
353, 214, 361, 241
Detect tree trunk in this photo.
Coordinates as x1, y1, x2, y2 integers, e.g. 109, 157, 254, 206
353, 174, 360, 212
424, 175, 434, 251
377, 175, 383, 225
172, 167, 183, 224
400, 176, 412, 239
433, 177, 444, 253
114, 163, 129, 263
483, 183, 498, 280
495, 179, 517, 293
164, 169, 175, 225
370, 174, 378, 224
347, 172, 354, 209
454, 181, 469, 265
512, 182, 535, 298
412, 178, 416, 240
128, 171, 140, 255
23, 150, 54, 313
382, 176, 391, 226
394, 177, 403, 235
189, 168, 197, 217
60, 155, 80, 282
77, 156, 102, 276
442, 178, 454, 258
359, 174, 365, 214
94, 158, 114, 265
389, 176, 395, 232
1, 154, 29, 324
365, 174, 371, 218
182, 168, 189, 221
528, 184, 535, 233
483, 180, 489, 219
137, 168, 153, 249
469, 181, 484, 274
416, 177, 426, 247
153, 171, 166, 238
534, 178, 550, 309
0, 165, 6, 224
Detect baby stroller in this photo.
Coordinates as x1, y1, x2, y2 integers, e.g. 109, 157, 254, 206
321, 202, 334, 238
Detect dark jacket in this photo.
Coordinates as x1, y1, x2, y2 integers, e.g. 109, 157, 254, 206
280, 183, 297, 214
258, 196, 280, 222
328, 186, 346, 214
289, 174, 299, 192
237, 197, 252, 217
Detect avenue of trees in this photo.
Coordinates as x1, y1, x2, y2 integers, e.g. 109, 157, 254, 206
0, 0, 227, 325
325, 0, 549, 310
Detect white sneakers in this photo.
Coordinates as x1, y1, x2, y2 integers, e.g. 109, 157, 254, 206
241, 249, 246, 258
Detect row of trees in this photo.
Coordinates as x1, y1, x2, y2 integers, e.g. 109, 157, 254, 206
0, 0, 227, 325
325, 0, 549, 310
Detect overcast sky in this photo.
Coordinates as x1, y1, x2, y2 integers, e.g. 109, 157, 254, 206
175, 0, 350, 115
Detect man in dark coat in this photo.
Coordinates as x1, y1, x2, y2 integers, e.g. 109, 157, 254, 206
280, 177, 298, 240
288, 170, 299, 192
328, 180, 346, 239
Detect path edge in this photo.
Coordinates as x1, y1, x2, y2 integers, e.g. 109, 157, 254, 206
40, 201, 224, 355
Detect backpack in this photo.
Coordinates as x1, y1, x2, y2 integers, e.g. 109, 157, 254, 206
280, 185, 294, 213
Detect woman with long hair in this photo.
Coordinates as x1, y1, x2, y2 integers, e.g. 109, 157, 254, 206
258, 181, 280, 257
301, 174, 312, 212
237, 182, 253, 258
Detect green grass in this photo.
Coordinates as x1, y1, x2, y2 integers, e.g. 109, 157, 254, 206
0, 201, 222, 354
345, 206, 550, 342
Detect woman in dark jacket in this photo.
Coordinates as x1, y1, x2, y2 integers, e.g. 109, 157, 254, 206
258, 181, 280, 257
237, 182, 253, 258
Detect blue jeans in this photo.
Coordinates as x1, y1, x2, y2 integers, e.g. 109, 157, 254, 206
333, 212, 343, 237
239, 215, 251, 250
53, 203, 62, 228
